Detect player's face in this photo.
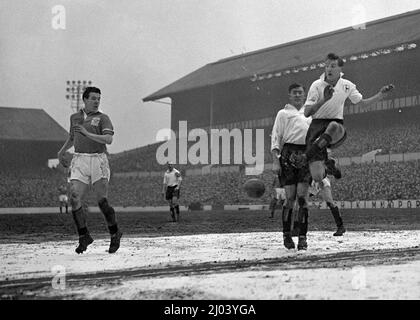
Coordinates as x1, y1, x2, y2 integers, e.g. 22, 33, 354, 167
288, 87, 305, 109
83, 92, 101, 113
167, 164, 173, 171
325, 59, 342, 83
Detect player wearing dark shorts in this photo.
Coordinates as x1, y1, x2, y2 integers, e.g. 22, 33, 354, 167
271, 83, 312, 250
295, 53, 394, 185
166, 185, 180, 201
162, 162, 182, 222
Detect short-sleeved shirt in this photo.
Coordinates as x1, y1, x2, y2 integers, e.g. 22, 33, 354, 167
305, 74, 363, 120
70, 109, 114, 153
271, 104, 312, 151
163, 168, 182, 187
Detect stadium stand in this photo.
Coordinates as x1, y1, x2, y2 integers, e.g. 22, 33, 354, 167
1, 159, 420, 208
0, 168, 68, 207
0, 107, 68, 170
108, 105, 420, 173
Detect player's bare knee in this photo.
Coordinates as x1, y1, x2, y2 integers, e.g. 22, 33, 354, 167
70, 192, 80, 208
326, 121, 340, 135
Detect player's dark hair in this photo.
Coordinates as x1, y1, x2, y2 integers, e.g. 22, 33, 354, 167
82, 87, 101, 100
326, 53, 344, 67
288, 83, 305, 93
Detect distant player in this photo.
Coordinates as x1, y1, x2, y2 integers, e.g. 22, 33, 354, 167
309, 175, 345, 236
271, 83, 312, 250
294, 53, 394, 184
162, 162, 182, 222
269, 176, 286, 218
58, 183, 69, 214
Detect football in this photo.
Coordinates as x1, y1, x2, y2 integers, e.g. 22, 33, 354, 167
243, 178, 266, 198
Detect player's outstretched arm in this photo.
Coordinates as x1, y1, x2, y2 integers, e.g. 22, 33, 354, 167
357, 84, 395, 111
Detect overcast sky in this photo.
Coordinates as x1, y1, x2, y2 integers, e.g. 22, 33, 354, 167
1, 0, 419, 153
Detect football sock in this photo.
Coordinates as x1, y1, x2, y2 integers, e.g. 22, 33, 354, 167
282, 207, 293, 233
328, 203, 343, 227
72, 206, 87, 232
108, 224, 118, 235
98, 198, 117, 226
297, 207, 309, 236
77, 227, 88, 237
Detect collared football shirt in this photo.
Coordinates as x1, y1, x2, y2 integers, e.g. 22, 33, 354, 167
163, 168, 182, 187
70, 109, 114, 153
271, 104, 312, 151
305, 73, 363, 120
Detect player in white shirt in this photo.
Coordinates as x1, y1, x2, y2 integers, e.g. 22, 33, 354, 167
162, 162, 182, 222
269, 176, 286, 218
58, 183, 69, 214
294, 53, 394, 184
271, 83, 312, 250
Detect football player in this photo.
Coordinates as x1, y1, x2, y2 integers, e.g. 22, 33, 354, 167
162, 162, 182, 222
295, 53, 394, 185
271, 83, 312, 250
57, 87, 122, 254
58, 183, 69, 214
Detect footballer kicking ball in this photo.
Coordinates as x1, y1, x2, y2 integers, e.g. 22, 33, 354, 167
243, 178, 266, 198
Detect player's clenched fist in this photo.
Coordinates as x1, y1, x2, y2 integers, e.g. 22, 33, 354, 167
323, 85, 334, 101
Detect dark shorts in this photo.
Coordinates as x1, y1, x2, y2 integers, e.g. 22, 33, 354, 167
280, 144, 311, 186
166, 185, 180, 200
305, 119, 347, 162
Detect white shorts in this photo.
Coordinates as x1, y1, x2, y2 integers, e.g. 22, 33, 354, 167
275, 188, 286, 200
59, 195, 68, 202
70, 153, 110, 185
